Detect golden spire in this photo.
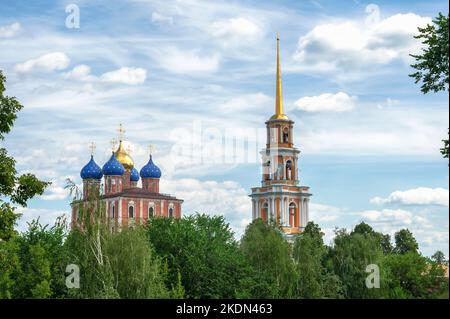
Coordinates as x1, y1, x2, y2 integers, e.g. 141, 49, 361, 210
113, 124, 134, 170
270, 33, 289, 120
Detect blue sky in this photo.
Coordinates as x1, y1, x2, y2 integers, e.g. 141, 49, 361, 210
0, 0, 448, 256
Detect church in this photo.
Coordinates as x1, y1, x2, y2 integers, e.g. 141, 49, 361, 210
71, 127, 183, 229
249, 34, 312, 237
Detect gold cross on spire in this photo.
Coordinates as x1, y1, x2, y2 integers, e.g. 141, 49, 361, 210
126, 144, 132, 155
117, 123, 125, 141
110, 138, 118, 152
89, 142, 96, 156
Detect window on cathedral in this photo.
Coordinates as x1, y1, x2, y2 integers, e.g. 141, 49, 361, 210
169, 207, 174, 218
262, 202, 269, 221
286, 160, 292, 180
149, 206, 154, 218
111, 205, 115, 218
128, 206, 134, 219
283, 127, 289, 143
289, 202, 296, 227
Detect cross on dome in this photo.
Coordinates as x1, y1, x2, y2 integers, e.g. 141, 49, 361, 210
117, 123, 125, 141
89, 142, 96, 155
110, 138, 118, 152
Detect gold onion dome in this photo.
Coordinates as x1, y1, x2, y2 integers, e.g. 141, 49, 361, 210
114, 140, 134, 170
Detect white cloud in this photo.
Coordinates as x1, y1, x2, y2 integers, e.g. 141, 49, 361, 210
40, 181, 70, 201
64, 64, 94, 81
0, 22, 21, 38
361, 208, 414, 225
155, 47, 220, 74
371, 187, 449, 206
15, 207, 70, 233
151, 12, 173, 25
218, 92, 271, 113
15, 52, 70, 73
100, 67, 147, 84
293, 4, 431, 75
294, 92, 357, 112
209, 17, 263, 47
309, 203, 343, 224
160, 178, 251, 238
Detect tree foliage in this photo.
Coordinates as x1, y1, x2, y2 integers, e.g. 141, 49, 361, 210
409, 13, 449, 159
0, 70, 50, 242
240, 219, 295, 298
147, 213, 250, 298
293, 222, 343, 298
410, 13, 449, 94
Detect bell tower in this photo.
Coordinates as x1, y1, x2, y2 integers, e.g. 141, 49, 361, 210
250, 34, 312, 236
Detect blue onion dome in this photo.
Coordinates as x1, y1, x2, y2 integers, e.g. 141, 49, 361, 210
80, 155, 103, 180
130, 167, 140, 182
140, 155, 161, 178
102, 152, 125, 176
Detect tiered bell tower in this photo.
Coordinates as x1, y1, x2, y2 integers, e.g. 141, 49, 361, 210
250, 34, 312, 236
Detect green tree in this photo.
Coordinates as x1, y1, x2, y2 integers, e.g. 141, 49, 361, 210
384, 252, 448, 298
409, 13, 449, 159
65, 196, 169, 299
0, 239, 20, 298
0, 70, 50, 242
293, 222, 343, 298
330, 226, 389, 298
9, 217, 68, 298
394, 229, 419, 255
147, 213, 250, 298
352, 222, 393, 254
431, 250, 447, 265
105, 226, 169, 298
240, 219, 295, 298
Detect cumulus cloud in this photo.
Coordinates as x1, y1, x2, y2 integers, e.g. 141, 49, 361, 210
64, 64, 94, 81
15, 52, 70, 73
361, 208, 414, 225
210, 17, 263, 47
370, 187, 449, 206
100, 67, 147, 84
293, 4, 431, 75
155, 47, 220, 74
294, 92, 357, 112
0, 22, 21, 38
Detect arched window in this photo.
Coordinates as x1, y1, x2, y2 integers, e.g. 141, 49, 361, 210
111, 205, 115, 218
128, 206, 134, 219
289, 202, 296, 227
168, 207, 174, 218
283, 127, 289, 143
286, 160, 292, 180
148, 206, 154, 218
262, 202, 269, 221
